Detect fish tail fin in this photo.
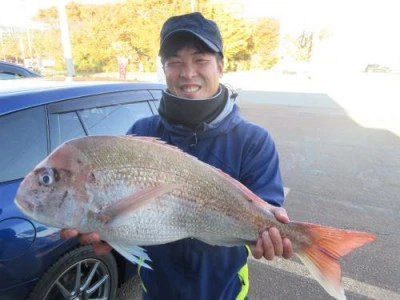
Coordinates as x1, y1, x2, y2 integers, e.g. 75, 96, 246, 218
292, 222, 376, 300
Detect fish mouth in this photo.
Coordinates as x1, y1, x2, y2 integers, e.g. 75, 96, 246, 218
15, 197, 34, 214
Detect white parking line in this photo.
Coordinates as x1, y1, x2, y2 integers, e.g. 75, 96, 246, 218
283, 187, 290, 198
250, 257, 400, 300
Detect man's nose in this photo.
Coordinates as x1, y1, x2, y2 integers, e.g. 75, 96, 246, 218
180, 62, 196, 78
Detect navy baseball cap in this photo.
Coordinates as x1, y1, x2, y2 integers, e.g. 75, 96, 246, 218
159, 12, 223, 56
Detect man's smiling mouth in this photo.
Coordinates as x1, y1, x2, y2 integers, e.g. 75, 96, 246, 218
180, 85, 201, 93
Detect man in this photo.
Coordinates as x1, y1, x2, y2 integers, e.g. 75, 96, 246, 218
61, 12, 293, 299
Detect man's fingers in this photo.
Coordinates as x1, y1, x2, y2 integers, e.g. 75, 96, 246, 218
282, 237, 294, 259
79, 232, 101, 245
60, 230, 111, 256
261, 231, 274, 260
93, 242, 113, 256
271, 207, 289, 224
250, 238, 263, 259
268, 227, 283, 257
60, 228, 79, 239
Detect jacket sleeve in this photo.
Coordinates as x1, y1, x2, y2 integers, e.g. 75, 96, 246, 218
126, 116, 156, 136
240, 129, 284, 207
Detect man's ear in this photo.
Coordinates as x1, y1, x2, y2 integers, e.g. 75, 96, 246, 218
218, 60, 224, 76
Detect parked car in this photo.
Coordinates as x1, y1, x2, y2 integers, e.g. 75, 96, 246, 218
0, 61, 44, 80
364, 63, 391, 73
0, 80, 164, 299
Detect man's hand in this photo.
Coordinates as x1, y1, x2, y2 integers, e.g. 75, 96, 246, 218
250, 207, 293, 260
60, 229, 112, 255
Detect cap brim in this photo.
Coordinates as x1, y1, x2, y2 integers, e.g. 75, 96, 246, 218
160, 29, 220, 54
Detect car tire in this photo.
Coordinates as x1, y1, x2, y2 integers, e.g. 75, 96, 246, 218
27, 245, 118, 300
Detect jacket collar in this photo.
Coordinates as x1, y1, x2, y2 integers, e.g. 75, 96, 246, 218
159, 99, 241, 146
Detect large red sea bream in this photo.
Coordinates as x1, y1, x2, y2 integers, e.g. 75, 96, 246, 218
15, 135, 376, 300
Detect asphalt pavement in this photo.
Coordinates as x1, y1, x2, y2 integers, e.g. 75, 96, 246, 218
117, 72, 400, 299
235, 73, 400, 299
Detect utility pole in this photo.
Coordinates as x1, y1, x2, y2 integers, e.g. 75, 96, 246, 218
57, 1, 75, 78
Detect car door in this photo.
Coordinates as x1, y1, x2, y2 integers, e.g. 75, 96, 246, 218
0, 89, 159, 247
0, 86, 163, 299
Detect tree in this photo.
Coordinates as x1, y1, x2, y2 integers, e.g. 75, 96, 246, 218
202, 2, 253, 71
32, 6, 65, 72
249, 17, 280, 69
28, 0, 281, 74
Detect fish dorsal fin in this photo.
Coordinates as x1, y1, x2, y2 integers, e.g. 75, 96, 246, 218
96, 183, 181, 225
214, 168, 275, 218
122, 135, 166, 143
126, 135, 199, 158
125, 135, 181, 150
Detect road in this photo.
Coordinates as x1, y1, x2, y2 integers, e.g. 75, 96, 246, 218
117, 73, 400, 299
237, 86, 400, 299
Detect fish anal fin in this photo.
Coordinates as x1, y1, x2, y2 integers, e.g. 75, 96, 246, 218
98, 183, 181, 225
293, 221, 376, 300
109, 242, 152, 269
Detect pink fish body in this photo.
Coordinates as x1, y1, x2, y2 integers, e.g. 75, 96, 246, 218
15, 135, 375, 300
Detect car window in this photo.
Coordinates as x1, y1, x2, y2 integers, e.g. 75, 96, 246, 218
0, 72, 22, 80
0, 106, 48, 182
48, 111, 86, 150
49, 101, 153, 150
79, 101, 153, 136
47, 90, 154, 113
149, 89, 162, 110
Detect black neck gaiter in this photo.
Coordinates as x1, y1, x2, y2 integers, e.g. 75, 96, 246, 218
158, 84, 228, 130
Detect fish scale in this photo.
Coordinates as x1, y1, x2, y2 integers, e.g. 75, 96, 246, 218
15, 135, 376, 300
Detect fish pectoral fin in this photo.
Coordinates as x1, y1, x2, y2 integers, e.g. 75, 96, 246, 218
98, 183, 181, 225
109, 242, 152, 269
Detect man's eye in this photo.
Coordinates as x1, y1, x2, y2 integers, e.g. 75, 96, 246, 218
167, 61, 181, 67
196, 59, 208, 64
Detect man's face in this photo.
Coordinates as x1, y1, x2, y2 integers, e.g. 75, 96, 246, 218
163, 46, 223, 100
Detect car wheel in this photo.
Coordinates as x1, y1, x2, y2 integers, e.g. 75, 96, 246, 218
28, 245, 118, 300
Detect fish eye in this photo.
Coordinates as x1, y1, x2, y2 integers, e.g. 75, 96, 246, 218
39, 168, 54, 186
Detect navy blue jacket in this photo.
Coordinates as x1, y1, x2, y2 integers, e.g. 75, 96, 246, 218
127, 103, 284, 300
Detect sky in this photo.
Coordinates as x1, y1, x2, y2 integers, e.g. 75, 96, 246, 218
1, 0, 398, 65
2, 0, 398, 28
244, 0, 400, 64
0, 0, 117, 26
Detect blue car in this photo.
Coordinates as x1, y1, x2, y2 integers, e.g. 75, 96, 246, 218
0, 80, 164, 299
